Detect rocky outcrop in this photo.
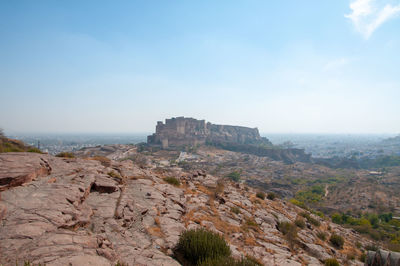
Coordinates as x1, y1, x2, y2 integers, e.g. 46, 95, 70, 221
366, 249, 400, 266
0, 153, 182, 266
147, 117, 271, 149
0, 150, 370, 265
0, 153, 51, 191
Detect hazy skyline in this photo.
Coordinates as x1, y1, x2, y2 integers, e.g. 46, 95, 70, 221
1, 0, 400, 134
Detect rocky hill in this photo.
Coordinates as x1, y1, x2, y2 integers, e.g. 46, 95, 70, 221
147, 117, 270, 149
0, 147, 377, 266
147, 117, 311, 164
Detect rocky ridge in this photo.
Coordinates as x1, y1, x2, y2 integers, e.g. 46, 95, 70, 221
0, 149, 372, 265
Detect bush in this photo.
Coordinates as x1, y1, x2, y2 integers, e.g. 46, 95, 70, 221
226, 171, 241, 182
27, 147, 43, 153
331, 213, 342, 224
256, 192, 265, 200
295, 218, 306, 229
278, 222, 298, 249
317, 231, 327, 241
164, 177, 180, 186
300, 211, 320, 226
324, 258, 339, 266
231, 206, 240, 215
198, 255, 262, 266
329, 233, 344, 249
267, 192, 277, 200
174, 228, 231, 265
308, 216, 321, 227
56, 152, 75, 158
289, 198, 306, 209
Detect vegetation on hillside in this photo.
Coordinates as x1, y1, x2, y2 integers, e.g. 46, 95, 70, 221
0, 129, 42, 153
331, 212, 400, 251
174, 228, 261, 266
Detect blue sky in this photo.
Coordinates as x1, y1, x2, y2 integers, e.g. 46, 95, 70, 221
1, 0, 399, 134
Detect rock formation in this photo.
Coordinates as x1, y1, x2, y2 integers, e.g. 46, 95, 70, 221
0, 149, 371, 265
147, 117, 270, 149
366, 249, 400, 266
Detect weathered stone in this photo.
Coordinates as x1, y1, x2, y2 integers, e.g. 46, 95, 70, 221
0, 153, 51, 190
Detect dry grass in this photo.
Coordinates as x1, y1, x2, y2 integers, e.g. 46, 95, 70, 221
89, 156, 111, 167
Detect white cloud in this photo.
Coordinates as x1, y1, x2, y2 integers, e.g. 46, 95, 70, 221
345, 0, 400, 39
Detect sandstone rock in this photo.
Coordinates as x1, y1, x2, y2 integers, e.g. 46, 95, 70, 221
0, 153, 51, 190
304, 243, 331, 261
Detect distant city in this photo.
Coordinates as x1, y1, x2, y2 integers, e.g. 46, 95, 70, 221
9, 133, 148, 155
9, 132, 400, 159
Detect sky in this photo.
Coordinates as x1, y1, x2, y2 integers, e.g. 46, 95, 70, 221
1, 0, 400, 134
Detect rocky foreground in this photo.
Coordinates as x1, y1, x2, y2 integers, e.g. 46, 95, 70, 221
0, 150, 373, 265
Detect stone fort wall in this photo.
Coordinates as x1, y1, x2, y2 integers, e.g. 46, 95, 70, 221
147, 117, 266, 148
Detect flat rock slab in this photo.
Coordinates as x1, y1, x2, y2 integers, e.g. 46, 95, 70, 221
0, 152, 51, 190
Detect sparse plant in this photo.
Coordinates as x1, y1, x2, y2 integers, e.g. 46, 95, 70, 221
256, 191, 265, 200
198, 255, 262, 266
90, 156, 111, 167
231, 206, 240, 215
267, 192, 277, 200
359, 252, 366, 262
226, 171, 240, 182
300, 211, 320, 226
364, 244, 378, 251
329, 233, 344, 249
108, 171, 121, 179
164, 176, 180, 186
295, 218, 306, 229
215, 179, 225, 195
324, 258, 339, 266
27, 147, 43, 153
56, 152, 75, 158
278, 221, 298, 249
317, 231, 327, 241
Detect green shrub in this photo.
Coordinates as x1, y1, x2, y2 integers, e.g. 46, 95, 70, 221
56, 152, 75, 158
329, 233, 344, 249
227, 171, 241, 182
256, 192, 265, 200
231, 206, 240, 215
267, 192, 277, 200
278, 221, 298, 249
198, 255, 262, 266
300, 211, 320, 226
174, 228, 231, 265
324, 258, 339, 266
27, 147, 43, 153
289, 198, 306, 209
164, 177, 180, 186
317, 231, 327, 241
295, 218, 306, 229
308, 216, 321, 227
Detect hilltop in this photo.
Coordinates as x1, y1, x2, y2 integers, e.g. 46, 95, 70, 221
0, 146, 374, 266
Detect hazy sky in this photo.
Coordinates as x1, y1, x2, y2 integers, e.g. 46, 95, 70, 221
1, 0, 400, 134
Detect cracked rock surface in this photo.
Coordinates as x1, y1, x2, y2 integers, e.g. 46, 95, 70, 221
0, 151, 371, 266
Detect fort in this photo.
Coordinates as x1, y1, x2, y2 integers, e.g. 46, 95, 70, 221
147, 117, 270, 148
